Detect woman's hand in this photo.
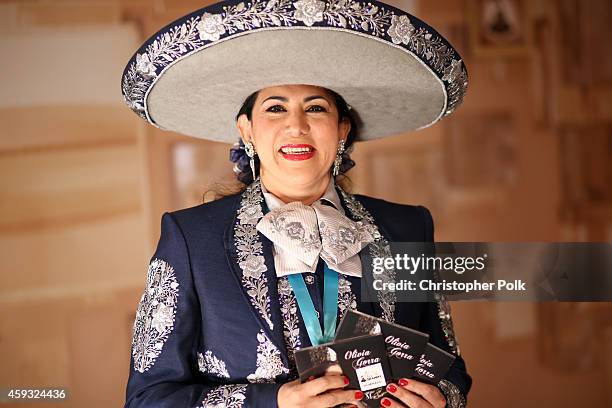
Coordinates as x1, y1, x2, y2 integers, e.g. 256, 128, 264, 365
277, 373, 364, 408
380, 378, 446, 408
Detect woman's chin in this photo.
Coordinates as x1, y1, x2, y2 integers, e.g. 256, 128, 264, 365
272, 167, 329, 186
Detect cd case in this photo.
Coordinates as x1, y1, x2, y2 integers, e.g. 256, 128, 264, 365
335, 309, 430, 381
294, 334, 392, 407
413, 342, 456, 385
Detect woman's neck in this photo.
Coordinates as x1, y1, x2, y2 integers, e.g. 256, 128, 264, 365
260, 174, 331, 206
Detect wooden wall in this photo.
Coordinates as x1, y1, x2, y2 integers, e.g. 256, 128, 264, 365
0, 1, 610, 407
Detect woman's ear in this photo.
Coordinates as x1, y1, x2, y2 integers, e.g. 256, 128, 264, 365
339, 118, 351, 142
236, 114, 252, 144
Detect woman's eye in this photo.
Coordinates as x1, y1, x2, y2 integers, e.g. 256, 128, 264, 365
306, 105, 327, 112
266, 105, 286, 113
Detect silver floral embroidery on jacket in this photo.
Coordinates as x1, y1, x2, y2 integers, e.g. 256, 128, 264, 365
337, 275, 357, 321
435, 292, 460, 355
278, 277, 301, 380
438, 379, 466, 408
122, 0, 467, 124
131, 258, 179, 373
247, 330, 290, 382
200, 384, 247, 408
198, 350, 231, 379
235, 180, 274, 330
337, 188, 397, 323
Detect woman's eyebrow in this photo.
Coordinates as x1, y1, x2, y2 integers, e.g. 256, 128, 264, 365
261, 95, 329, 104
261, 95, 288, 103
304, 95, 329, 103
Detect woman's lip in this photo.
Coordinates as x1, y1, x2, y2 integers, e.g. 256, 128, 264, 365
278, 143, 315, 161
278, 143, 315, 151
280, 150, 315, 161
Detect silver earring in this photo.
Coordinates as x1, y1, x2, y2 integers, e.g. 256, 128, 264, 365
333, 140, 346, 177
244, 141, 257, 181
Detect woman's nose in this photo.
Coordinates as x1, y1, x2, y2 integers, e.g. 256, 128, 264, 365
285, 110, 309, 136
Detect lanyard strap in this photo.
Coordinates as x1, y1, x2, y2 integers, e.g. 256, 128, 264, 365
287, 263, 339, 346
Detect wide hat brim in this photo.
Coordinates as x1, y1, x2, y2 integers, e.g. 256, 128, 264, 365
121, 0, 468, 143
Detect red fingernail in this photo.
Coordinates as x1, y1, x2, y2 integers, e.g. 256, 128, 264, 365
398, 378, 409, 387
381, 398, 392, 407
355, 391, 364, 400
343, 376, 350, 385
386, 384, 397, 393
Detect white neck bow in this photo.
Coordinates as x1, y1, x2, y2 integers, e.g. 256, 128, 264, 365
256, 201, 375, 277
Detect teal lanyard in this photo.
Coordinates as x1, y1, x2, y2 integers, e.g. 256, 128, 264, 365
287, 263, 339, 346
261, 203, 340, 345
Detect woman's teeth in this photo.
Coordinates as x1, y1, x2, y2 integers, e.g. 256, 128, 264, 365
280, 147, 313, 154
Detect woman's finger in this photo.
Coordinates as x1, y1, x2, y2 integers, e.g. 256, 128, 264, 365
398, 378, 446, 408
324, 363, 343, 375
379, 394, 408, 408
312, 389, 364, 407
384, 382, 433, 408
305, 374, 350, 396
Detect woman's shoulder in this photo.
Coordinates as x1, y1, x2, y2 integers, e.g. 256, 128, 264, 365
352, 192, 433, 222
351, 193, 434, 241
165, 191, 242, 233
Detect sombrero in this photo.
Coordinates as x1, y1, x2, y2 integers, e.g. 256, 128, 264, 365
121, 0, 468, 143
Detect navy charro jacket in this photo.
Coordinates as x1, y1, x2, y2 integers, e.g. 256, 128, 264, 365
124, 180, 471, 407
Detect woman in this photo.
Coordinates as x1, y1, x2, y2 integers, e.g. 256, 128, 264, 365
122, 0, 470, 407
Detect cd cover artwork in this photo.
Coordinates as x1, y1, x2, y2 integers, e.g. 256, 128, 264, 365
413, 342, 456, 385
295, 334, 392, 407
335, 309, 430, 380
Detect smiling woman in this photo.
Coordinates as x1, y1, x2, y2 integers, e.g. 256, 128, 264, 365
231, 86, 357, 189
121, 0, 470, 407
235, 85, 354, 205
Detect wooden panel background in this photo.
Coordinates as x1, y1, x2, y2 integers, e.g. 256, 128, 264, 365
0, 0, 610, 407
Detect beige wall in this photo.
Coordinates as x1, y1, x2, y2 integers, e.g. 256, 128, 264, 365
0, 5, 148, 407
0, 1, 611, 407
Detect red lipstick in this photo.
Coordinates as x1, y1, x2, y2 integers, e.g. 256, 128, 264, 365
279, 143, 315, 161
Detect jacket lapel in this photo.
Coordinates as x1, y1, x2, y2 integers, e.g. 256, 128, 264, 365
223, 179, 288, 365
335, 185, 398, 323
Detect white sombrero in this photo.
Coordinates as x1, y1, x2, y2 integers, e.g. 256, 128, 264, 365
121, 0, 468, 143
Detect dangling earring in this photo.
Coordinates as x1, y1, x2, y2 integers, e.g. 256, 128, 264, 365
332, 139, 346, 177
244, 141, 257, 181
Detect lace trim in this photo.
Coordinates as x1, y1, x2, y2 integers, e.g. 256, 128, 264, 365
438, 379, 466, 408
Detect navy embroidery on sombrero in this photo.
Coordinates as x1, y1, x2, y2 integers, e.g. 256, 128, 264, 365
121, 0, 467, 125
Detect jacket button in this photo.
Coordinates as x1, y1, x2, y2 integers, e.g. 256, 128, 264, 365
304, 275, 315, 285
